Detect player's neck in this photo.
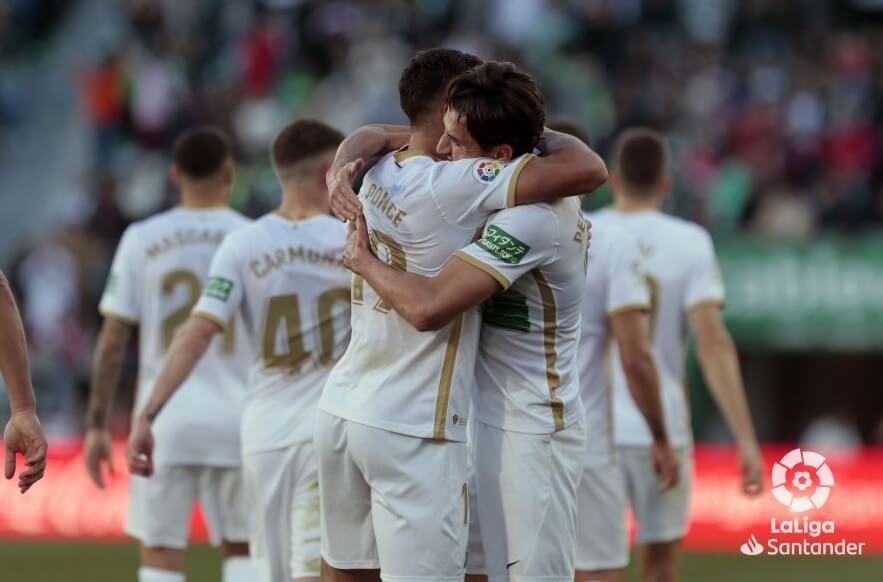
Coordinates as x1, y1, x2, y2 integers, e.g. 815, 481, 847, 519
408, 131, 440, 160
613, 194, 661, 213
178, 192, 228, 209
277, 190, 329, 221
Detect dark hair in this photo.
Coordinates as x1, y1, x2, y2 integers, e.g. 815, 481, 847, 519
612, 128, 670, 192
547, 119, 588, 145
399, 48, 482, 125
173, 126, 232, 179
272, 118, 344, 170
445, 61, 545, 157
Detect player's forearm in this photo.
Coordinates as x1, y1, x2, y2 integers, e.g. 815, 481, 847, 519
0, 271, 35, 413
538, 129, 608, 193
620, 349, 669, 444
356, 256, 448, 331
696, 335, 759, 451
142, 318, 216, 422
332, 125, 410, 171
87, 335, 127, 429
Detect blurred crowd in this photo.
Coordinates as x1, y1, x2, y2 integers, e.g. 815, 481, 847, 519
2, 0, 883, 438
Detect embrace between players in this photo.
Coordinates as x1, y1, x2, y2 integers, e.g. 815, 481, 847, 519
83, 48, 764, 582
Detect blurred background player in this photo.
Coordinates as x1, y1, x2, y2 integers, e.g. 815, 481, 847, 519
128, 119, 351, 582
85, 127, 253, 582
544, 121, 680, 582
1, 268, 47, 494
340, 62, 606, 582
590, 128, 764, 582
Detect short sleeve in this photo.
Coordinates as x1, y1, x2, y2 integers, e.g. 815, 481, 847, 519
428, 154, 535, 229
191, 234, 245, 330
99, 225, 141, 325
606, 229, 650, 316
453, 205, 558, 290
684, 230, 725, 310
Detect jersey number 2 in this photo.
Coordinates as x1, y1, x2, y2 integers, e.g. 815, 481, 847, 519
160, 270, 236, 353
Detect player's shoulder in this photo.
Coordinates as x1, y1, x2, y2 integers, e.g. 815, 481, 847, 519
655, 214, 714, 251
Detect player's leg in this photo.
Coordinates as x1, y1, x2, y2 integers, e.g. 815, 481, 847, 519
573, 461, 629, 582
127, 465, 197, 582
315, 410, 381, 582
289, 440, 321, 582
243, 447, 291, 582
350, 420, 469, 581
198, 466, 254, 582
475, 420, 586, 582
618, 447, 692, 582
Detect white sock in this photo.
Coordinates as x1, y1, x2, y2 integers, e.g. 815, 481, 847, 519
222, 556, 255, 582
139, 567, 185, 582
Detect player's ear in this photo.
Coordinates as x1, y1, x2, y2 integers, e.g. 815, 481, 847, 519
492, 144, 514, 162
169, 165, 181, 189
221, 158, 235, 186
608, 172, 621, 193
660, 174, 673, 196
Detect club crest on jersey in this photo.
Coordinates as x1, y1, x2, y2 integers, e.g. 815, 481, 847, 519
474, 159, 503, 183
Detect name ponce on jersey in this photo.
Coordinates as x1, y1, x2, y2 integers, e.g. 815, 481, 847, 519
363, 182, 408, 227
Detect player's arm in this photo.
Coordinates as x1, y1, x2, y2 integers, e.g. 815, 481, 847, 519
0, 269, 47, 493
511, 127, 608, 204
127, 315, 221, 477
328, 124, 411, 221
84, 317, 133, 488
344, 215, 499, 331
610, 310, 678, 491
689, 304, 763, 496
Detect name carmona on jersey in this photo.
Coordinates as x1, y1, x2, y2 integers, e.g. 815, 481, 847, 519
250, 245, 345, 279
363, 181, 407, 228
145, 228, 227, 259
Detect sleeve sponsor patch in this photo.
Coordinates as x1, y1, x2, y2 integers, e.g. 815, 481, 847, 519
204, 276, 234, 301
473, 159, 503, 183
475, 225, 530, 265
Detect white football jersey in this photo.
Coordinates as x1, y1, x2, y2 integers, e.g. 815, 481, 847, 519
455, 198, 588, 434
99, 207, 251, 466
192, 213, 351, 455
319, 147, 535, 441
589, 208, 725, 448
577, 221, 649, 467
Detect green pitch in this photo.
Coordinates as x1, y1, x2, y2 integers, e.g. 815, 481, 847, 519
1, 542, 881, 582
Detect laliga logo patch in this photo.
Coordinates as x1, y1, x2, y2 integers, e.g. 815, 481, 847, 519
771, 448, 835, 512
474, 160, 502, 183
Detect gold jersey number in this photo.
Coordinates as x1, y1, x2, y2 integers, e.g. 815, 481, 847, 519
160, 270, 236, 353
262, 288, 350, 374
351, 229, 407, 313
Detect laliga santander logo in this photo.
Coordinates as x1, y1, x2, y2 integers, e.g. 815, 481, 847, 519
771, 448, 835, 513
475, 160, 502, 183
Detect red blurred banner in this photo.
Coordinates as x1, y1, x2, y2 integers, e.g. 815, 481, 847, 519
2, 441, 882, 552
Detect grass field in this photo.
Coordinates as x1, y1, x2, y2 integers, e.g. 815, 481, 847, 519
1, 543, 882, 582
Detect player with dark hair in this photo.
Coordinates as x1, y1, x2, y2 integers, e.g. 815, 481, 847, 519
590, 127, 763, 582
128, 119, 349, 582
86, 126, 254, 582
1, 269, 47, 494
324, 59, 606, 582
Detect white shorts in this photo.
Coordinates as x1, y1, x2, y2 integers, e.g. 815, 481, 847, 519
617, 446, 693, 544
315, 411, 469, 581
574, 462, 628, 571
243, 443, 320, 582
126, 464, 249, 549
469, 420, 586, 582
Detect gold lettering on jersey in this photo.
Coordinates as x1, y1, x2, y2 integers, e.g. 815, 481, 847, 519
145, 229, 226, 259
250, 246, 345, 279
363, 183, 407, 227
573, 217, 588, 243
